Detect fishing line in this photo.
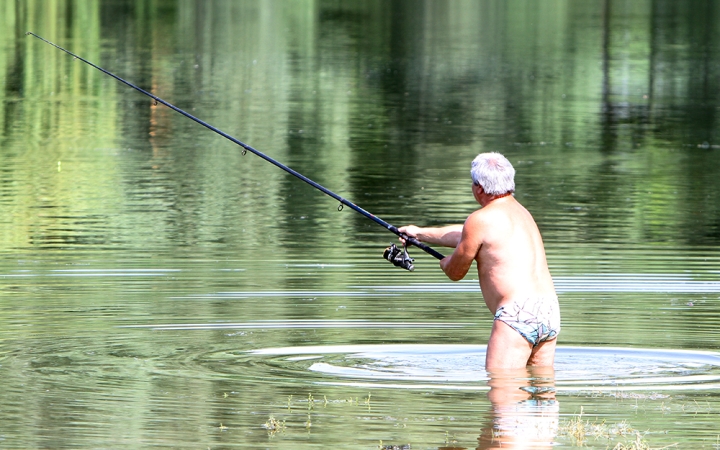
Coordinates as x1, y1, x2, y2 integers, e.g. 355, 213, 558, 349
27, 32, 444, 270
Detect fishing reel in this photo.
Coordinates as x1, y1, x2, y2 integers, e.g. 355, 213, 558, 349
383, 243, 415, 271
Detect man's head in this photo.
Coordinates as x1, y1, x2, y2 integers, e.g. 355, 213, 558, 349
470, 152, 515, 196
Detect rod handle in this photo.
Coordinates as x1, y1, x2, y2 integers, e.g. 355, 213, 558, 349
387, 225, 445, 260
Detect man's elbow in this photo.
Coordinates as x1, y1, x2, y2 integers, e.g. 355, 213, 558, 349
443, 267, 467, 282
440, 257, 469, 281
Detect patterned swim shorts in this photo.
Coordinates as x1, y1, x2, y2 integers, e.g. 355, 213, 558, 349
494, 296, 561, 346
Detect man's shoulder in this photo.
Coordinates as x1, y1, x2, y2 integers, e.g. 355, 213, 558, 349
469, 202, 511, 220
465, 207, 501, 231
465, 208, 487, 225
466, 202, 520, 234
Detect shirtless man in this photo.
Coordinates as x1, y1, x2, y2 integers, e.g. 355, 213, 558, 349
399, 152, 559, 369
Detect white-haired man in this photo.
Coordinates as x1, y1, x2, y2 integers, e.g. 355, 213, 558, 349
399, 152, 559, 369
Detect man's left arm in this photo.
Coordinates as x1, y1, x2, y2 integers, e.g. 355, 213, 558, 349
440, 213, 482, 281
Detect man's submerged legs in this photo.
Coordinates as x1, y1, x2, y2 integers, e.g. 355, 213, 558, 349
528, 336, 557, 367
485, 320, 533, 369
485, 320, 557, 369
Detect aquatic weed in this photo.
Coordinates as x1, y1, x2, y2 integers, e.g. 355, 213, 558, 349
378, 441, 411, 450
263, 415, 286, 436
611, 432, 678, 449
270, 391, 387, 437
443, 430, 459, 446
559, 407, 635, 444
559, 408, 676, 449
560, 406, 592, 444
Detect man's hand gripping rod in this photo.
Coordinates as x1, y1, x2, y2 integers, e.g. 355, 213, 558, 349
27, 32, 445, 271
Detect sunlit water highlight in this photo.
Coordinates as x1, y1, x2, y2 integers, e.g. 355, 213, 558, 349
368, 275, 720, 293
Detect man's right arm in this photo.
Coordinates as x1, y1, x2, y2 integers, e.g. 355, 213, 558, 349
398, 225, 464, 248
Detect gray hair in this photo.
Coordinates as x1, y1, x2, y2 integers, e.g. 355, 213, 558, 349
470, 152, 515, 195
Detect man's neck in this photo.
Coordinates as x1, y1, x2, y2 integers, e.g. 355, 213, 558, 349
481, 191, 513, 207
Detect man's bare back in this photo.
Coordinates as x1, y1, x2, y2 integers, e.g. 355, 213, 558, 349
399, 153, 559, 369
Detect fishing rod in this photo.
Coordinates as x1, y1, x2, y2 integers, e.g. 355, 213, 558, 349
27, 32, 445, 270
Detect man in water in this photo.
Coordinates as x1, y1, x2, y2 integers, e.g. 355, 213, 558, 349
399, 152, 559, 369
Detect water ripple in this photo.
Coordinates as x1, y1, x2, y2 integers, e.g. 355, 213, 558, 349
245, 344, 720, 392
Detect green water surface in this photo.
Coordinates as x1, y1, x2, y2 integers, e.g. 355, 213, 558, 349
2, 1, 720, 448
